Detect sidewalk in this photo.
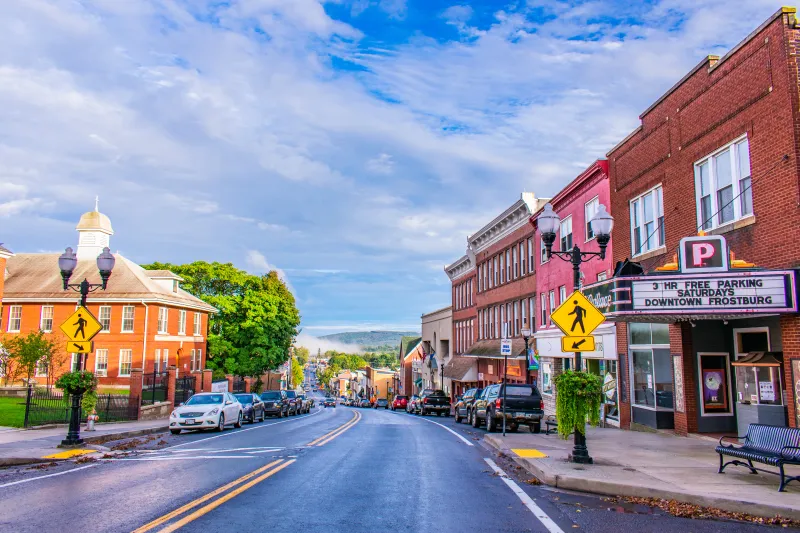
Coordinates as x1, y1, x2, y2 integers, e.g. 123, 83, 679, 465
0, 419, 169, 466
484, 426, 800, 521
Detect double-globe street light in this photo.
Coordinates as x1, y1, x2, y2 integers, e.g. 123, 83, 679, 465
534, 202, 613, 464
58, 246, 115, 446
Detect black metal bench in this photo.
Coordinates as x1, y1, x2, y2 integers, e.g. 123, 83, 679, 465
544, 416, 558, 435
716, 424, 800, 492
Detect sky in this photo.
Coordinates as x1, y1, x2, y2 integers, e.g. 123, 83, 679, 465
0, 0, 785, 335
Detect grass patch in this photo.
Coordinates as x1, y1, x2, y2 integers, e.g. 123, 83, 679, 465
97, 388, 130, 396
0, 396, 27, 427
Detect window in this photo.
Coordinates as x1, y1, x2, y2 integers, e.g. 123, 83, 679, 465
195, 349, 202, 370
99, 306, 111, 332
478, 312, 483, 340
514, 301, 520, 335
35, 357, 48, 377
95, 349, 108, 377
163, 349, 169, 370
519, 242, 525, 275
513, 247, 518, 279
529, 298, 535, 332
559, 286, 567, 306
493, 307, 498, 338
629, 323, 672, 409
70, 353, 81, 372
500, 254, 505, 284
506, 250, 511, 280
121, 306, 135, 332
528, 238, 535, 272
178, 310, 186, 335
40, 306, 54, 332
119, 349, 132, 376
158, 307, 168, 334
585, 197, 599, 240
695, 137, 752, 230
540, 238, 548, 264
630, 185, 665, 256
559, 216, 573, 251
541, 362, 553, 394
154, 349, 161, 371
193, 313, 202, 336
7, 306, 21, 332
540, 293, 547, 326
521, 299, 527, 334
493, 257, 499, 286
597, 272, 607, 282
548, 291, 555, 325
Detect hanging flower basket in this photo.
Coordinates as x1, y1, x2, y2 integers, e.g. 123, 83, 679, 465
553, 370, 603, 439
55, 370, 98, 396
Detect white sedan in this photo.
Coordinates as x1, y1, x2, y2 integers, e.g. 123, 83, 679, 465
170, 392, 244, 434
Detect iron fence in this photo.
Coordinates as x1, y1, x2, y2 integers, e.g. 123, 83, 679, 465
23, 387, 139, 427
142, 370, 169, 406
174, 374, 196, 406
232, 377, 246, 393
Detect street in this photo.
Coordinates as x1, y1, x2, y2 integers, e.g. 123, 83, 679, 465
0, 392, 793, 533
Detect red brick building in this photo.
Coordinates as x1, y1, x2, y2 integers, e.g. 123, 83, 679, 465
1, 208, 216, 389
530, 161, 618, 423
587, 7, 800, 434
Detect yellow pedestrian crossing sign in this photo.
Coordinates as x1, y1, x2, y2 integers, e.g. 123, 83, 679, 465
68, 341, 93, 354
561, 336, 595, 353
551, 291, 605, 338
60, 306, 103, 342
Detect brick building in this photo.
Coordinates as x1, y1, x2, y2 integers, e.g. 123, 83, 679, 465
1, 207, 216, 389
584, 7, 800, 434
445, 193, 547, 397
529, 161, 618, 423
398, 335, 422, 396
420, 306, 452, 393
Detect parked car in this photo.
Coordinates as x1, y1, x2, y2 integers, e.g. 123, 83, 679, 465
374, 398, 389, 409
416, 389, 450, 417
323, 397, 336, 408
391, 395, 408, 411
297, 394, 311, 414
260, 390, 289, 418
235, 393, 266, 423
285, 390, 302, 415
471, 383, 544, 433
170, 392, 243, 434
453, 388, 483, 424
359, 398, 371, 408
407, 395, 422, 414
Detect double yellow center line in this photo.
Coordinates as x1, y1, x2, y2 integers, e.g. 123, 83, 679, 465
307, 411, 361, 447
132, 458, 294, 533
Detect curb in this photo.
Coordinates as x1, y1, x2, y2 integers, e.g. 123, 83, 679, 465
483, 435, 800, 521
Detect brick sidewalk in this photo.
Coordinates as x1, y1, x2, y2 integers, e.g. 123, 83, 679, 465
484, 426, 800, 521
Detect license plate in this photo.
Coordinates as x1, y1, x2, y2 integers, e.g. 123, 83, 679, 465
185, 418, 195, 424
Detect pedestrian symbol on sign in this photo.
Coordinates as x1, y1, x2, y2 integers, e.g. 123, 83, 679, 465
73, 313, 88, 339
567, 300, 587, 334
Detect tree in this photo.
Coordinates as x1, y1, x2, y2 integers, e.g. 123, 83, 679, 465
141, 261, 300, 378
291, 357, 303, 390
2, 331, 61, 386
294, 346, 309, 366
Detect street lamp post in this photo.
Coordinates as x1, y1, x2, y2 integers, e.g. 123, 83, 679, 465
535, 202, 613, 464
57, 246, 115, 447
521, 324, 532, 383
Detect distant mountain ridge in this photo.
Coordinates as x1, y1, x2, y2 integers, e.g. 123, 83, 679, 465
318, 330, 420, 347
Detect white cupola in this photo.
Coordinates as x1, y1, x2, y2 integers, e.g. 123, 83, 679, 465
75, 197, 114, 259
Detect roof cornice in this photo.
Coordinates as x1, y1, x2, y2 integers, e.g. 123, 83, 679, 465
468, 192, 545, 253
444, 255, 473, 281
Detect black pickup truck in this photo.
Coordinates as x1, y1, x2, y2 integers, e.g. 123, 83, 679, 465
472, 383, 544, 433
417, 389, 451, 417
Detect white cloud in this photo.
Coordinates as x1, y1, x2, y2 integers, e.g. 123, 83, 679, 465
366, 153, 395, 175
245, 250, 294, 294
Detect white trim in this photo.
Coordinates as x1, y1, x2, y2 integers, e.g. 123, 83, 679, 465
95, 348, 109, 377
121, 305, 135, 333
98, 305, 112, 333
630, 183, 665, 257
696, 352, 734, 417
584, 195, 600, 242
732, 326, 771, 358
119, 349, 132, 377
559, 215, 573, 251
154, 334, 205, 343
694, 134, 752, 231
7, 305, 21, 332
39, 305, 54, 333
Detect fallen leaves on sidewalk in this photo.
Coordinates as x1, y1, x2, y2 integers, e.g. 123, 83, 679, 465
75, 456, 97, 464
524, 478, 542, 485
28, 462, 58, 470
609, 496, 800, 528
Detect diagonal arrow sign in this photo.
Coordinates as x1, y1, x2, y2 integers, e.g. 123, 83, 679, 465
571, 339, 586, 350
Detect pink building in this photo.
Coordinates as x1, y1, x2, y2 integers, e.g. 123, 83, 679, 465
530, 160, 620, 424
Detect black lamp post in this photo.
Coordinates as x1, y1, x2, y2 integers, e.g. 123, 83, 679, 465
521, 323, 532, 383
535, 202, 613, 464
57, 246, 115, 447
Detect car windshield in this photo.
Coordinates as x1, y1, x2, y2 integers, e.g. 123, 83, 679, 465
285, 391, 297, 398
261, 392, 281, 400
504, 385, 536, 396
185, 394, 223, 405
235, 394, 254, 403
430, 390, 445, 396
396, 396, 407, 400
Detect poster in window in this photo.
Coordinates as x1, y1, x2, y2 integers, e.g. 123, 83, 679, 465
702, 368, 728, 411
792, 359, 800, 428
673, 355, 685, 413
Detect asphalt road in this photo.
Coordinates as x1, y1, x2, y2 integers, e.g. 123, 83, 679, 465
0, 395, 796, 533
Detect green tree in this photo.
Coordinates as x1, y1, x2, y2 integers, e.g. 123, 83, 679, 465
294, 346, 309, 366
291, 357, 304, 390
2, 331, 61, 386
141, 261, 300, 378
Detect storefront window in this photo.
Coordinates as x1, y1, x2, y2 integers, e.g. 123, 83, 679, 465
541, 362, 553, 394
699, 353, 731, 414
630, 323, 672, 410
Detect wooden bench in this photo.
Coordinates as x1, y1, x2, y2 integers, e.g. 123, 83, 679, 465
716, 424, 800, 492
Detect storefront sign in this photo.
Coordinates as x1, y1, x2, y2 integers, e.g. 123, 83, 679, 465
602, 372, 616, 400
211, 380, 228, 393
679, 235, 728, 273
759, 381, 775, 402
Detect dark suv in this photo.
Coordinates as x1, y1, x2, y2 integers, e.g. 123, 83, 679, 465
471, 383, 544, 433
453, 387, 483, 425
284, 390, 301, 415
260, 390, 289, 418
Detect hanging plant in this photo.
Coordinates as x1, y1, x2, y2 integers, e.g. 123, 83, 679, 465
55, 370, 97, 395
553, 370, 603, 439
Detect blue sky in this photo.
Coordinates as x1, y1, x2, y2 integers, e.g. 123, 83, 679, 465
0, 0, 783, 338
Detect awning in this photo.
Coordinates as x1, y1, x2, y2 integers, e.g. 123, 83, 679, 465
414, 377, 423, 387
732, 352, 782, 367
430, 354, 438, 370
443, 356, 478, 381
462, 339, 528, 359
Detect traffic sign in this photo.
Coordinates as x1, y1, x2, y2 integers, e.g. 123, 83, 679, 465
551, 290, 605, 338
68, 341, 94, 354
560, 336, 596, 353
500, 339, 512, 356
59, 306, 103, 342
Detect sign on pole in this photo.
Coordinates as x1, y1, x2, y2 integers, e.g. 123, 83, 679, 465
60, 307, 103, 343
68, 341, 94, 354
560, 336, 596, 353
500, 339, 512, 356
551, 291, 605, 338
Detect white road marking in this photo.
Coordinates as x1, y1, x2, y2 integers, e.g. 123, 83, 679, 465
414, 416, 474, 446
111, 456, 257, 461
162, 447, 284, 454
483, 458, 564, 533
0, 464, 98, 489
167, 407, 323, 450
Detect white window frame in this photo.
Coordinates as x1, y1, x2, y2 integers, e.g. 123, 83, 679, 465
121, 306, 135, 333
500, 254, 505, 284
119, 349, 133, 377
494, 256, 499, 286
559, 216, 573, 252
540, 238, 548, 264
694, 135, 753, 231
40, 306, 54, 332
514, 300, 520, 336
7, 306, 21, 332
521, 298, 527, 333
195, 348, 202, 370
178, 310, 186, 335
541, 362, 553, 395
95, 349, 108, 377
585, 196, 599, 241
193, 312, 202, 336
154, 349, 161, 371
540, 293, 547, 326
70, 353, 81, 372
732, 327, 770, 359
512, 247, 518, 279
157, 307, 169, 334
35, 357, 48, 377
548, 291, 555, 326
559, 286, 567, 306
163, 349, 169, 370
630, 184, 665, 257
520, 242, 526, 276
505, 250, 511, 280
99, 306, 111, 333
598, 272, 608, 282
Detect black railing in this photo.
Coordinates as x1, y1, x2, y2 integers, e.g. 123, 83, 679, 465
23, 386, 139, 427
174, 375, 196, 406
232, 377, 246, 393
142, 370, 169, 406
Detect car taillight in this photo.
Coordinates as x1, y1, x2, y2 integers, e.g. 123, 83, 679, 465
423, 397, 428, 404
495, 398, 502, 409
536, 399, 542, 409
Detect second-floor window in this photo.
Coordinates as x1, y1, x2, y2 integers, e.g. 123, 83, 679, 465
585, 197, 599, 240
178, 310, 186, 335
505, 250, 511, 280
499, 254, 505, 284
559, 286, 567, 305
95, 349, 108, 377
99, 306, 111, 332
695, 136, 752, 230
540, 238, 547, 264
7, 306, 21, 332
519, 242, 525, 276
559, 216, 573, 251
121, 306, 135, 333
158, 307, 168, 334
540, 293, 547, 326
630, 185, 665, 256
549, 290, 555, 325
40, 306, 54, 332
513, 247, 518, 278
193, 312, 202, 335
